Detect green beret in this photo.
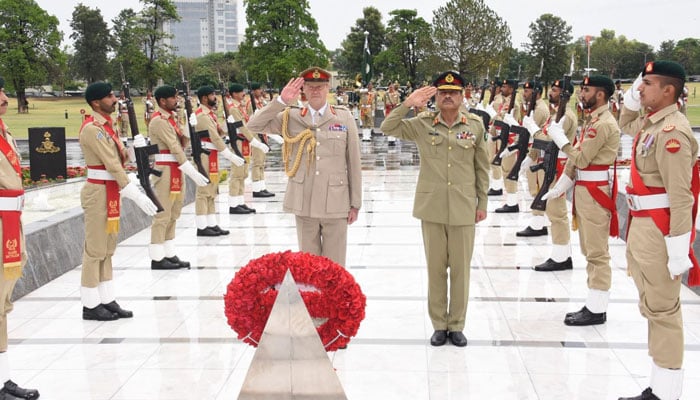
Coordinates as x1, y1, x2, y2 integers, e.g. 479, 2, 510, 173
523, 81, 543, 92
582, 75, 614, 97
196, 85, 215, 98
229, 83, 245, 94
552, 79, 574, 94
250, 82, 262, 90
154, 85, 177, 100
85, 82, 113, 103
642, 60, 686, 81
502, 79, 519, 88
0, 76, 4, 89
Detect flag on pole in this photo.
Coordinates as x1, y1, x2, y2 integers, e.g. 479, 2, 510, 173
362, 33, 372, 85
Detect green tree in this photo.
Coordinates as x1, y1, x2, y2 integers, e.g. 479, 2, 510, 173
657, 40, 675, 61
525, 14, 572, 88
136, 0, 180, 89
69, 4, 111, 84
239, 0, 328, 88
0, 0, 62, 112
673, 38, 700, 75
337, 7, 386, 84
430, 0, 511, 79
110, 8, 150, 89
381, 9, 430, 86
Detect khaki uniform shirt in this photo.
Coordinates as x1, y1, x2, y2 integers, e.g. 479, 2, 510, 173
148, 106, 189, 165
563, 105, 620, 177
79, 112, 130, 188
195, 104, 227, 152
246, 100, 362, 219
227, 99, 257, 142
380, 103, 490, 225
620, 103, 697, 236
529, 103, 576, 159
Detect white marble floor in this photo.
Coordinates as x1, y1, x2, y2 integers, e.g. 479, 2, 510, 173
9, 166, 700, 399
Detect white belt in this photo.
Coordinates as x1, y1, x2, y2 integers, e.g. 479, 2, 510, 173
155, 154, 178, 162
87, 168, 116, 181
576, 170, 609, 181
202, 142, 217, 151
626, 193, 670, 211
558, 153, 568, 160
0, 196, 24, 211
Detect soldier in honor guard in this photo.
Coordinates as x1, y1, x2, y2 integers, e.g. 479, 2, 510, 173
148, 85, 209, 269
226, 83, 270, 214
248, 82, 283, 198
616, 61, 698, 400
380, 71, 489, 347
483, 79, 504, 196
359, 81, 376, 141
79, 82, 158, 322
192, 86, 244, 236
531, 79, 578, 271
0, 76, 41, 400
246, 67, 362, 268
143, 89, 155, 126
117, 92, 130, 144
493, 79, 522, 213
612, 80, 624, 121
542, 76, 620, 326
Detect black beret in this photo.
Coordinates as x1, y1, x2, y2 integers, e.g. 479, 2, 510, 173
229, 83, 245, 94
250, 82, 262, 90
85, 82, 113, 103
433, 71, 465, 90
552, 79, 574, 94
582, 75, 615, 97
502, 79, 519, 88
643, 60, 685, 81
523, 81, 543, 92
196, 85, 215, 98
154, 85, 177, 100
0, 76, 4, 89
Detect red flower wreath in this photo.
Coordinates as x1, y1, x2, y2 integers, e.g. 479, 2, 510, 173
224, 251, 366, 351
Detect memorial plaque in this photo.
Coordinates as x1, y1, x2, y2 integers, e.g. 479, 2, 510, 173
28, 127, 67, 182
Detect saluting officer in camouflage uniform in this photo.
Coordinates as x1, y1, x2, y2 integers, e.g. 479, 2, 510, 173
545, 76, 620, 326
247, 67, 362, 268
381, 71, 489, 348
79, 82, 158, 322
617, 61, 698, 400
493, 79, 522, 213
148, 85, 209, 269
192, 86, 244, 236
0, 76, 41, 400
531, 79, 577, 271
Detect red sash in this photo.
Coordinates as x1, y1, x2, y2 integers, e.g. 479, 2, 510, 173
155, 150, 182, 198
627, 132, 700, 285
0, 124, 23, 278
573, 164, 619, 237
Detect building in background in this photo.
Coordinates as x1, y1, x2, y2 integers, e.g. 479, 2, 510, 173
165, 0, 240, 57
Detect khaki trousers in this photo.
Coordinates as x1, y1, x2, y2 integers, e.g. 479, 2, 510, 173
421, 221, 475, 332
546, 191, 570, 245
151, 166, 185, 244
488, 139, 502, 180
251, 146, 266, 182
527, 168, 545, 217
80, 183, 117, 287
0, 276, 16, 352
627, 217, 684, 369
574, 185, 611, 291
195, 152, 218, 215
295, 215, 348, 267
502, 153, 517, 194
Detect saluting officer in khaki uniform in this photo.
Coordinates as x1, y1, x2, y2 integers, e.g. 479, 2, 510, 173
192, 85, 244, 236
531, 79, 577, 271
493, 79, 522, 213
226, 83, 269, 214
79, 82, 158, 322
617, 61, 698, 400
545, 76, 620, 326
509, 81, 550, 236
381, 71, 489, 347
148, 85, 209, 269
247, 67, 362, 267
0, 76, 41, 399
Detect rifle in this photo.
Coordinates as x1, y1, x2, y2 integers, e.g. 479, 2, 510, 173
468, 76, 491, 130
530, 74, 573, 211
119, 64, 164, 212
491, 85, 517, 166
266, 72, 274, 102
217, 71, 245, 160
506, 73, 542, 180
179, 64, 210, 179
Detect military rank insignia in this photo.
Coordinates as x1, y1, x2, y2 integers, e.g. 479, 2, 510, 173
662, 125, 675, 133
664, 138, 681, 153
456, 131, 473, 140
328, 124, 347, 132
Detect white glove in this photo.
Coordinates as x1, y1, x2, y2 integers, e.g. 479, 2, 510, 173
226, 115, 236, 124
665, 231, 693, 278
499, 148, 514, 159
503, 111, 518, 127
133, 134, 147, 148
250, 138, 270, 153
520, 156, 533, 175
522, 115, 540, 135
484, 103, 497, 118
541, 174, 574, 201
475, 102, 485, 111
267, 134, 284, 145
127, 173, 140, 185
623, 73, 643, 111
120, 182, 158, 216
178, 161, 209, 186
189, 113, 198, 127
220, 147, 244, 167
548, 117, 569, 148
